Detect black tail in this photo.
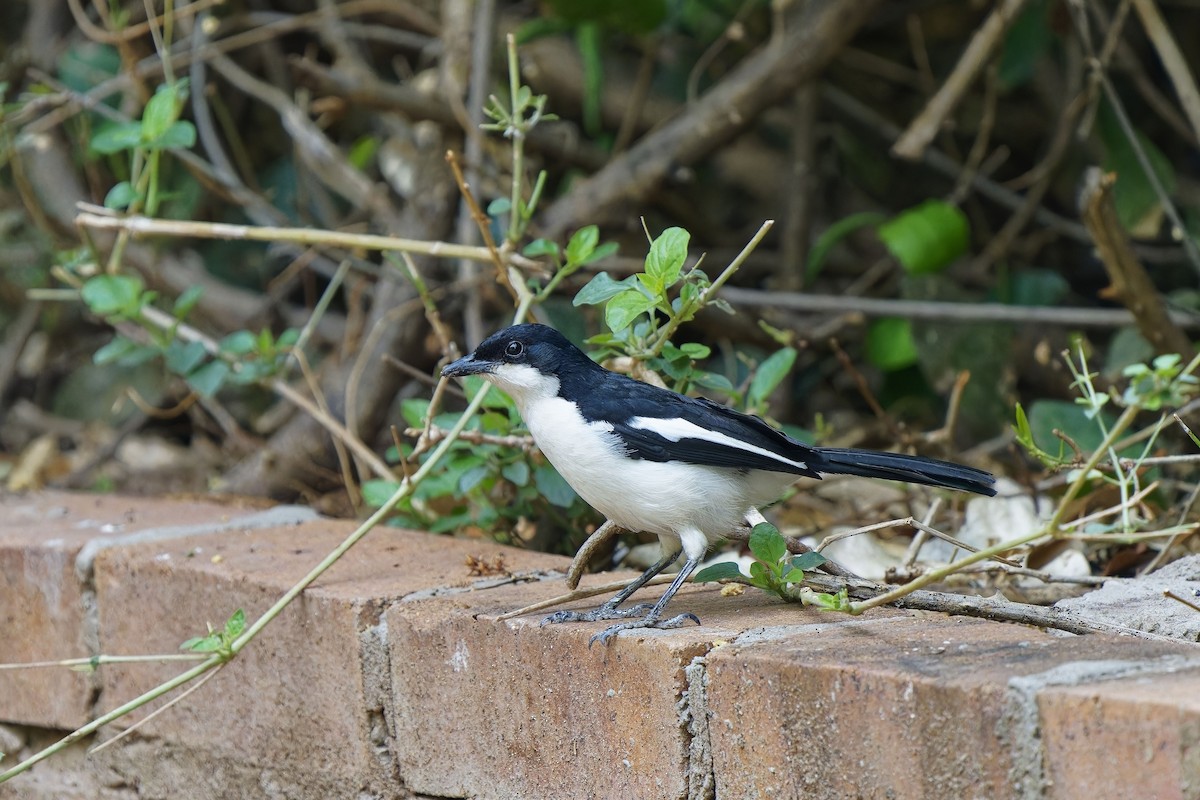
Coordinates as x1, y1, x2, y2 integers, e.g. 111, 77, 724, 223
810, 447, 996, 497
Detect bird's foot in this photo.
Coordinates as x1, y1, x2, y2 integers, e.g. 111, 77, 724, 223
540, 602, 654, 626
588, 612, 701, 647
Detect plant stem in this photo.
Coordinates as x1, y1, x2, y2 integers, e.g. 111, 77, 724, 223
0, 657, 220, 782
76, 212, 497, 263
505, 33, 525, 245
849, 402, 1141, 614
0, 653, 205, 670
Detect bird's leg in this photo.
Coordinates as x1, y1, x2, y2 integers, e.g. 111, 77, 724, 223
588, 557, 702, 646
541, 548, 682, 626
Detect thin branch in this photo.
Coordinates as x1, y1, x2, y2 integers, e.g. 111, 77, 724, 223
404, 426, 535, 452
715, 287, 1200, 329
76, 210, 496, 262
89, 666, 223, 755
892, 0, 1030, 159
1128, 0, 1200, 145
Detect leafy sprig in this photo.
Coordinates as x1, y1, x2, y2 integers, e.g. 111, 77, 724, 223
694, 522, 848, 610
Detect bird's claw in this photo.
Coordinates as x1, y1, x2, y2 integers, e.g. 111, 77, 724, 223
588, 612, 701, 647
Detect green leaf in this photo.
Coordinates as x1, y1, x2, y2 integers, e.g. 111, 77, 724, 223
1001, 268, 1069, 306
645, 227, 690, 289
180, 634, 221, 653
865, 317, 918, 371
1097, 101, 1177, 235
636, 271, 664, 297
523, 238, 559, 258
998, 0, 1053, 88
81, 274, 144, 317
219, 330, 257, 355
502, 460, 530, 486
693, 561, 746, 583
877, 200, 969, 274
400, 398, 430, 428
806, 212, 886, 283
141, 82, 185, 143
573, 272, 635, 306
804, 588, 850, 611
692, 371, 734, 393
604, 289, 655, 333
186, 360, 230, 397
679, 342, 711, 359
104, 181, 138, 210
173, 285, 204, 318
458, 464, 491, 494
565, 225, 600, 265
790, 552, 828, 572
150, 120, 196, 150
582, 241, 618, 265
94, 336, 140, 365
782, 568, 806, 583
362, 479, 402, 507
748, 347, 797, 406
534, 465, 577, 508
1026, 399, 1122, 456
223, 608, 245, 638
487, 197, 512, 216
749, 522, 787, 565
90, 122, 143, 155
164, 339, 208, 376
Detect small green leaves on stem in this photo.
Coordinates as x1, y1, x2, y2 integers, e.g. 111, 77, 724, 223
574, 225, 694, 341
180, 609, 245, 661
746, 347, 797, 415
481, 35, 557, 244
86, 279, 300, 399
525, 224, 618, 300
1012, 402, 1069, 468
1122, 354, 1198, 411
573, 222, 791, 405
90, 81, 196, 156
81, 274, 152, 320
694, 522, 849, 610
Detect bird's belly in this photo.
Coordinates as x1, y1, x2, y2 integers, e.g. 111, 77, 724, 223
524, 398, 794, 538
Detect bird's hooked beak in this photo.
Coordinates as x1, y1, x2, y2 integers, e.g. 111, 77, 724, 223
442, 352, 496, 378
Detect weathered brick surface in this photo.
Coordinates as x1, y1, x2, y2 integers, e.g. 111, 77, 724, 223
1037, 669, 1200, 800
4, 491, 1200, 800
90, 517, 567, 800
0, 491, 286, 729
703, 615, 1200, 800
383, 582, 896, 800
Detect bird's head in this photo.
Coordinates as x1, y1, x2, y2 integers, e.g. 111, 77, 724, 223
442, 323, 596, 408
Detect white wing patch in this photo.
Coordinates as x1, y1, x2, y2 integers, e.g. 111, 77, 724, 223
627, 416, 807, 472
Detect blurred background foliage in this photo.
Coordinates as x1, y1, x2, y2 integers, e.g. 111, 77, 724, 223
0, 0, 1198, 574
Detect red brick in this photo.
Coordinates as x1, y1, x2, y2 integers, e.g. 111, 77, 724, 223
384, 577, 858, 799
703, 615, 1200, 800
90, 517, 566, 799
1039, 669, 1200, 800
0, 491, 276, 729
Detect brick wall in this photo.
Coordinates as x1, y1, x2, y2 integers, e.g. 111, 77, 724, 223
1, 491, 1198, 799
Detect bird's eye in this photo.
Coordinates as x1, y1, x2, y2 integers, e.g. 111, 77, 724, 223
504, 341, 525, 359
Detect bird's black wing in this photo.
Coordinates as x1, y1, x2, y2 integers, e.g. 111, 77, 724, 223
576, 372, 821, 477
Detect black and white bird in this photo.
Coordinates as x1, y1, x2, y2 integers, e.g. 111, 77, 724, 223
443, 323, 995, 644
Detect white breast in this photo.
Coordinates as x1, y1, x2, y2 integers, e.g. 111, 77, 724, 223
521, 396, 795, 550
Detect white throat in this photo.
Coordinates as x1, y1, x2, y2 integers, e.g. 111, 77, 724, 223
483, 363, 561, 412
